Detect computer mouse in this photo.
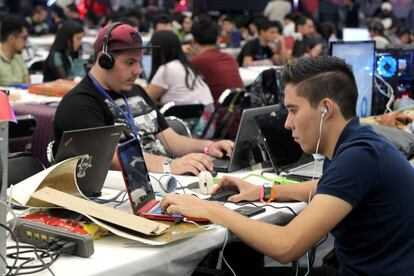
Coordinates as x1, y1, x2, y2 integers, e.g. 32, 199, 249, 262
207, 189, 239, 202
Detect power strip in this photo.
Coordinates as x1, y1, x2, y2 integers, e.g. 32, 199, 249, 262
13, 218, 94, 258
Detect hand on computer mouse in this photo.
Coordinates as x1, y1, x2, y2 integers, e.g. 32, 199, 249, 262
205, 140, 234, 158
212, 176, 261, 203
171, 153, 213, 175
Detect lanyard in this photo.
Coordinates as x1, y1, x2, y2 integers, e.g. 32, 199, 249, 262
88, 72, 139, 137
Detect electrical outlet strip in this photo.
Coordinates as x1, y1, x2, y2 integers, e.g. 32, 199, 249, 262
13, 218, 94, 258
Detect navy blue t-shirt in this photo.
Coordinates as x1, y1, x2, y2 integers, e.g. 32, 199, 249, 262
317, 118, 414, 275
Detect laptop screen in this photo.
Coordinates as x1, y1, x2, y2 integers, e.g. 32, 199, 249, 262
55, 125, 123, 196
254, 109, 311, 173
117, 138, 154, 215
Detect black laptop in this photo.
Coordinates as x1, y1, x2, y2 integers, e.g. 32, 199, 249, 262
54, 125, 123, 196
213, 104, 279, 172
254, 109, 323, 179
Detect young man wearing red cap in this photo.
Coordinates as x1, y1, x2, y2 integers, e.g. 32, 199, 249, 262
53, 23, 233, 175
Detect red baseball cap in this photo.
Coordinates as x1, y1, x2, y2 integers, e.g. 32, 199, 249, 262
93, 22, 150, 53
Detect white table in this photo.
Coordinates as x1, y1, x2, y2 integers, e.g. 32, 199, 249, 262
6, 170, 306, 275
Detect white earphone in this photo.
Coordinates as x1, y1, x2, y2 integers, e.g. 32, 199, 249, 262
321, 106, 329, 118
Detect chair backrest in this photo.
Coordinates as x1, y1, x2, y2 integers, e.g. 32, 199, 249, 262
160, 102, 205, 132
9, 115, 37, 152
8, 152, 45, 187
165, 116, 192, 137
201, 88, 252, 139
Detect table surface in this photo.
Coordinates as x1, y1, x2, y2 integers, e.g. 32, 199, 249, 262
6, 169, 306, 276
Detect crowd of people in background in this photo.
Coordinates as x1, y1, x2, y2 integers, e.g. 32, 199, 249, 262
2, 0, 414, 126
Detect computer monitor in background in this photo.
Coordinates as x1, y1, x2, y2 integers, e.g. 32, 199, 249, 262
330, 41, 375, 117
141, 54, 152, 81
342, 28, 370, 41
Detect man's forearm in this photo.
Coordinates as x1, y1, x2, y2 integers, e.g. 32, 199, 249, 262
143, 151, 167, 173
274, 180, 318, 202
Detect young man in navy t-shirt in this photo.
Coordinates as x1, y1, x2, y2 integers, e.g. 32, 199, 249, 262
161, 56, 414, 275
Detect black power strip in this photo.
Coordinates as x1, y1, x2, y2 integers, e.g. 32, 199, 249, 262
13, 218, 94, 258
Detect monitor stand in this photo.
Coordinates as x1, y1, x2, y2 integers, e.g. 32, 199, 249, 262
0, 121, 8, 275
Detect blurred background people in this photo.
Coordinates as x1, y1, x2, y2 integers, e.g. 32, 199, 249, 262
43, 20, 84, 81
0, 15, 30, 86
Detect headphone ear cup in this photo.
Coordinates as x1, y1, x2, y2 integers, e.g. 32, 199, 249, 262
98, 53, 114, 70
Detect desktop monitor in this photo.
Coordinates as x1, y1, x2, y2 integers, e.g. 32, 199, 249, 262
342, 28, 370, 41
141, 54, 152, 80
330, 41, 375, 117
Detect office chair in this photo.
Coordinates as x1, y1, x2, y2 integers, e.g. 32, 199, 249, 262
160, 102, 205, 132
8, 151, 45, 187
201, 88, 252, 139
9, 115, 37, 152
165, 116, 192, 137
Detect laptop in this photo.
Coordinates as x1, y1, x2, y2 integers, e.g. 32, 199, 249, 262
213, 104, 279, 173
254, 109, 323, 179
54, 125, 123, 196
117, 138, 207, 222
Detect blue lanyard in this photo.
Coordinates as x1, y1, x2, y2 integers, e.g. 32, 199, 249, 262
88, 72, 139, 137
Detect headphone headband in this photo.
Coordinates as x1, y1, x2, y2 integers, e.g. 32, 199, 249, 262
102, 22, 124, 54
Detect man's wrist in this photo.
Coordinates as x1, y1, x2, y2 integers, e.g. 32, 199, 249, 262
203, 141, 214, 155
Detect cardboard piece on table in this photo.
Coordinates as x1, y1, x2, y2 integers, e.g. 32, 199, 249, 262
31, 187, 169, 236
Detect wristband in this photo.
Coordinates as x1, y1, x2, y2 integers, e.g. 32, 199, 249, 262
203, 141, 214, 155
260, 185, 265, 202
261, 183, 274, 204
163, 158, 172, 174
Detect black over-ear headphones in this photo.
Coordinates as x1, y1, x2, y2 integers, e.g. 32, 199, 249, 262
98, 22, 124, 70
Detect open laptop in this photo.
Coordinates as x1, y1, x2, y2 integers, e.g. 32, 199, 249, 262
254, 109, 323, 179
54, 125, 123, 196
213, 104, 279, 173
117, 138, 207, 222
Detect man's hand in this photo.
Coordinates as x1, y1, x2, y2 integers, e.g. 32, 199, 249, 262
212, 176, 261, 202
207, 140, 234, 158
160, 194, 220, 219
170, 153, 214, 175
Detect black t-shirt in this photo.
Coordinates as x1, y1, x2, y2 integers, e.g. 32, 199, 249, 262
53, 75, 170, 156
237, 38, 274, 66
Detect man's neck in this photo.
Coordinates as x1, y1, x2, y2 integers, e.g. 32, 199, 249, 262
89, 66, 111, 91
259, 36, 267, 46
197, 44, 216, 54
323, 118, 352, 160
1, 43, 16, 60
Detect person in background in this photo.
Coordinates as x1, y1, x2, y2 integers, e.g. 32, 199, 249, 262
190, 18, 244, 103
264, 0, 292, 24
43, 20, 85, 82
53, 23, 233, 176
0, 15, 30, 86
237, 19, 281, 66
217, 15, 236, 47
65, 3, 83, 25
25, 5, 49, 35
161, 56, 414, 275
153, 13, 173, 32
49, 4, 67, 34
368, 19, 390, 49
175, 13, 193, 43
292, 16, 323, 58
147, 30, 213, 109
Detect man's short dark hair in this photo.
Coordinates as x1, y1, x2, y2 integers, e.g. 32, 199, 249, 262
154, 13, 172, 26
0, 15, 29, 43
191, 18, 218, 45
257, 19, 276, 33
283, 56, 358, 119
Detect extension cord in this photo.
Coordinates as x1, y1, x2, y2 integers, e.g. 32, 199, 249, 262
13, 218, 94, 258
